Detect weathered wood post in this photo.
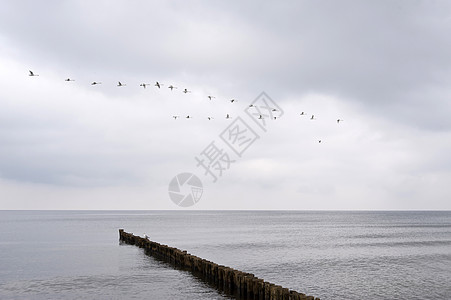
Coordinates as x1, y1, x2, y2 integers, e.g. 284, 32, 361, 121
118, 230, 320, 300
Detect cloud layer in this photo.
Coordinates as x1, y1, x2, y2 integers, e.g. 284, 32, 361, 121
1, 0, 450, 209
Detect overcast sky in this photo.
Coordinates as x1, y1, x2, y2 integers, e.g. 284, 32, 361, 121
1, 0, 450, 210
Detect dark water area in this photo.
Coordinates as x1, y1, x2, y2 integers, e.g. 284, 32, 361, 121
0, 210, 450, 299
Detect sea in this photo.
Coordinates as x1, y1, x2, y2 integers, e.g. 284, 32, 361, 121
0, 210, 450, 300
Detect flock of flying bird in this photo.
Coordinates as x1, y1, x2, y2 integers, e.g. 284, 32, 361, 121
29, 70, 344, 143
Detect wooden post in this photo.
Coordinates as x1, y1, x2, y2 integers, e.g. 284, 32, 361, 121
118, 229, 320, 300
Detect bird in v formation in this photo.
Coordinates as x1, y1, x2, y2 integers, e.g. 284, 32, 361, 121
28, 69, 345, 143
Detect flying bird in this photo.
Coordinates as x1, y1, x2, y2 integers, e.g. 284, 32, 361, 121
207, 117, 213, 120
230, 99, 237, 103
29, 70, 39, 76
65, 78, 74, 81
310, 115, 315, 120
300, 112, 305, 116
173, 115, 179, 120
337, 119, 343, 123
91, 81, 102, 85
155, 81, 162, 88
258, 115, 264, 119
117, 81, 126, 87
208, 95, 215, 100
168, 85, 177, 90
318, 140, 322, 143
186, 115, 192, 119
226, 114, 231, 119
182, 88, 191, 93
249, 104, 255, 107
140, 83, 150, 88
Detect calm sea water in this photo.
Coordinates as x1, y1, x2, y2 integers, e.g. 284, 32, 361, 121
0, 210, 450, 300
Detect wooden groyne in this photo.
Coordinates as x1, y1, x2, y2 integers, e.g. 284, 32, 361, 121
119, 229, 320, 300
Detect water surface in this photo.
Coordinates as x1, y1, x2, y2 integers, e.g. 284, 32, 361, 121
0, 210, 450, 299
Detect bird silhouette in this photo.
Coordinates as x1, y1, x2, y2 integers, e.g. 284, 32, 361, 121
65, 78, 74, 81
173, 116, 179, 120
155, 81, 162, 88
183, 88, 191, 93
29, 70, 39, 76
208, 95, 215, 100
258, 115, 264, 119
226, 114, 231, 119
230, 99, 237, 103
91, 82, 102, 85
249, 104, 255, 107
300, 112, 305, 116
117, 81, 126, 87
207, 117, 213, 120
140, 83, 150, 88
168, 85, 177, 90
337, 119, 343, 123
310, 115, 315, 120
186, 115, 192, 119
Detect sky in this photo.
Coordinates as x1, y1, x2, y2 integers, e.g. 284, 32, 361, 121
1, 0, 450, 210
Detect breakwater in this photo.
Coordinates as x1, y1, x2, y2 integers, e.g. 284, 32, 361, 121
119, 229, 320, 300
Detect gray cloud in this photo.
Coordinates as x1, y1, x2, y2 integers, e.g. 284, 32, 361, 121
0, 0, 450, 209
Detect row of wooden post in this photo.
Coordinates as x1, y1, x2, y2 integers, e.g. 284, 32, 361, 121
119, 229, 320, 300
